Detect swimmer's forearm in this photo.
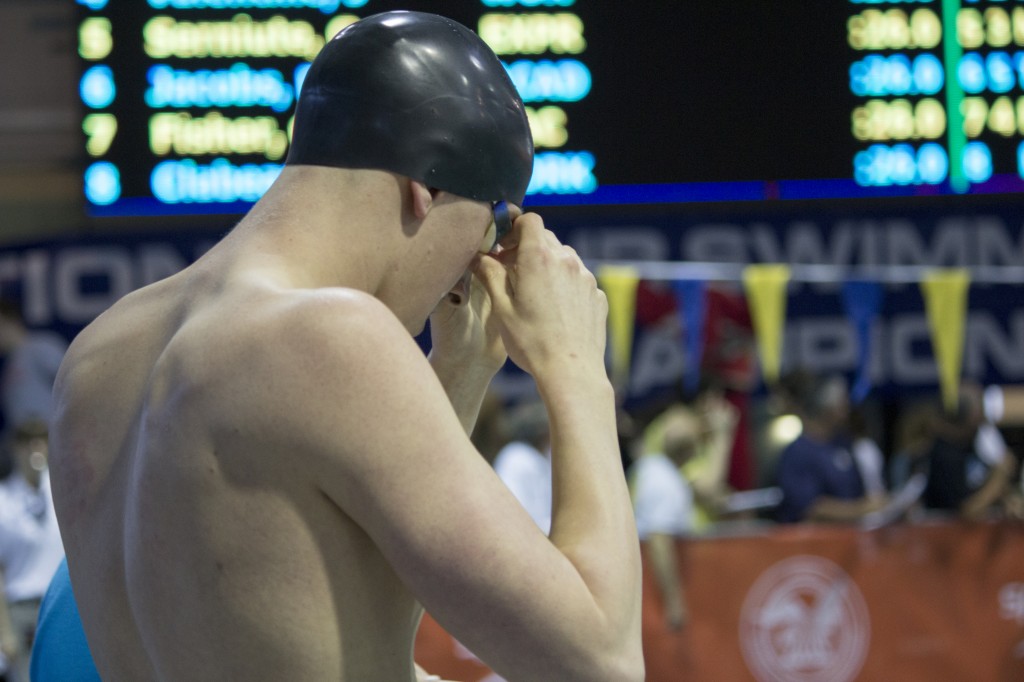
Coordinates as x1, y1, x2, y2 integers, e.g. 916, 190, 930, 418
538, 371, 642, 651
428, 354, 495, 436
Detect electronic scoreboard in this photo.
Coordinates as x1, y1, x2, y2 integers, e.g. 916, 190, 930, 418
77, 0, 1024, 216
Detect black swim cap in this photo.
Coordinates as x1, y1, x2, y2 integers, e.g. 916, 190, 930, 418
286, 11, 534, 205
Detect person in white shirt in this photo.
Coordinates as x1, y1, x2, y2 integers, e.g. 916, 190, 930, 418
493, 400, 552, 535
848, 406, 887, 498
0, 420, 64, 682
629, 405, 698, 630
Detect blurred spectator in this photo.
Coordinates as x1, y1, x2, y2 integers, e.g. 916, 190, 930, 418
0, 420, 65, 682
980, 383, 1024, 427
0, 298, 67, 432
701, 287, 758, 492
629, 405, 699, 630
682, 382, 738, 531
630, 282, 755, 490
848, 405, 887, 498
774, 371, 887, 523
492, 400, 551, 535
922, 384, 1022, 519
889, 401, 936, 490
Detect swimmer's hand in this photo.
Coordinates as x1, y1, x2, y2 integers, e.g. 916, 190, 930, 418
473, 213, 607, 381
429, 269, 507, 378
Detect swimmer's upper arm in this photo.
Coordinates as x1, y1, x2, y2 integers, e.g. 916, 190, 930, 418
275, 293, 636, 682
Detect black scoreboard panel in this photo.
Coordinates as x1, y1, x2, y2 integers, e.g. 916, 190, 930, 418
77, 0, 1024, 217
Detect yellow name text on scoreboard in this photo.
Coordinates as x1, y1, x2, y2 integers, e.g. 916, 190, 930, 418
323, 15, 360, 42
144, 14, 324, 60
526, 106, 568, 147
479, 13, 586, 55
150, 112, 290, 160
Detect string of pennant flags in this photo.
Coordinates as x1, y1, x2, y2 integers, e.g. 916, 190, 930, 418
594, 261, 1024, 411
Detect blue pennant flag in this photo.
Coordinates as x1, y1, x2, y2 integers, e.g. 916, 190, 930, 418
672, 279, 708, 395
841, 279, 884, 404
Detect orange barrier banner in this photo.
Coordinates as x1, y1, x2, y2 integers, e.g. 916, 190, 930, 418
416, 520, 1024, 681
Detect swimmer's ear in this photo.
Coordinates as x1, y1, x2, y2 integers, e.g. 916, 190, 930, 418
410, 180, 433, 220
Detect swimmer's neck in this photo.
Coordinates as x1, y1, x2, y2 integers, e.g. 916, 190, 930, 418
215, 166, 408, 296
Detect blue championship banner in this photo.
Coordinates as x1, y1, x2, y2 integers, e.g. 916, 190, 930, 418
1, 200, 1022, 403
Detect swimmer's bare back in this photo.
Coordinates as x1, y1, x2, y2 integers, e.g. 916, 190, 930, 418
50, 252, 429, 679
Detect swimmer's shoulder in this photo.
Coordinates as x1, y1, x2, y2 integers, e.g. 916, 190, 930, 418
57, 275, 184, 388
257, 286, 414, 365
197, 286, 423, 443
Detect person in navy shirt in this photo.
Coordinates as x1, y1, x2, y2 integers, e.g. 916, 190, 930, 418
775, 372, 888, 523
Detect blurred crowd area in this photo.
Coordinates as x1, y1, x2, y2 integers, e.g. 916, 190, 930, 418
476, 370, 1024, 537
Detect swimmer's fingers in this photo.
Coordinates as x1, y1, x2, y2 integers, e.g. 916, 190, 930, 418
475, 211, 580, 309
506, 211, 552, 251
471, 253, 514, 316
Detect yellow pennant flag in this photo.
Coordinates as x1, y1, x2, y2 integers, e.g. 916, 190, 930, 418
742, 264, 791, 385
921, 268, 971, 413
597, 265, 640, 390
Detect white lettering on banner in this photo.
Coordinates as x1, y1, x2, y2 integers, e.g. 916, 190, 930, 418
576, 218, 1024, 268
565, 219, 1024, 391
0, 218, 1018, 390
886, 222, 973, 269
569, 226, 669, 261
968, 314, 1024, 377
792, 317, 859, 372
0, 255, 20, 283
0, 244, 210, 326
678, 216, 1024, 278
22, 251, 51, 325
851, 219, 884, 267
628, 320, 686, 397
681, 224, 748, 264
779, 222, 854, 267
626, 311, 1024, 397
978, 218, 1024, 267
55, 249, 135, 324
889, 315, 943, 384
139, 245, 190, 286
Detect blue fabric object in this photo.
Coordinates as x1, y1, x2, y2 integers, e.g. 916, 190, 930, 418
841, 279, 884, 404
672, 279, 707, 394
775, 435, 866, 523
29, 559, 101, 682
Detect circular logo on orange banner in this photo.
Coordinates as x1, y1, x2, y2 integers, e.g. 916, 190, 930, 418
739, 555, 870, 682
